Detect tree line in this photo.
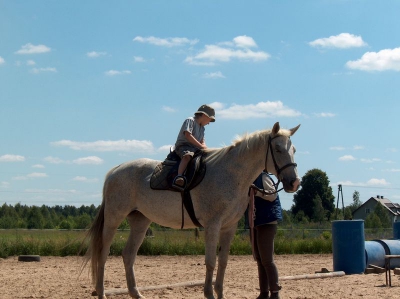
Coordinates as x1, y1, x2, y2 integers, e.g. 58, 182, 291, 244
0, 203, 99, 229
0, 168, 393, 230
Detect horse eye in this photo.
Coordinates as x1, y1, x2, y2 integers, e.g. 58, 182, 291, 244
275, 145, 282, 153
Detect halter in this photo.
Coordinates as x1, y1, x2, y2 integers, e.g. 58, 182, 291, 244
264, 135, 297, 193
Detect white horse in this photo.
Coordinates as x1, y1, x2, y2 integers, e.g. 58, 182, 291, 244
84, 122, 301, 299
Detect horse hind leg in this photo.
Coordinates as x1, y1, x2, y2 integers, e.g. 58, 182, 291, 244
123, 211, 152, 299
96, 223, 120, 299
214, 225, 237, 299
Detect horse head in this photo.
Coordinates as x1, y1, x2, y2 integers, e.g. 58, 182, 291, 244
266, 122, 301, 193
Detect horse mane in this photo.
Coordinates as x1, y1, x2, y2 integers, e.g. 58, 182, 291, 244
205, 127, 292, 165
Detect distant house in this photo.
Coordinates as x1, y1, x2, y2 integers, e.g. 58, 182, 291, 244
352, 195, 400, 223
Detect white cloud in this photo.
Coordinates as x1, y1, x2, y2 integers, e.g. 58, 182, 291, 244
203, 71, 225, 79
186, 45, 270, 65
0, 154, 25, 162
13, 172, 48, 180
383, 168, 400, 172
337, 178, 389, 187
213, 101, 301, 120
1, 181, 10, 189
44, 156, 66, 164
72, 176, 99, 183
208, 102, 225, 110
27, 172, 48, 178
31, 67, 57, 74
32, 164, 45, 168
330, 146, 345, 151
339, 155, 356, 161
158, 145, 173, 153
87, 51, 107, 58
0, 56, 5, 65
15, 43, 51, 54
353, 145, 364, 150
233, 35, 257, 48
360, 158, 381, 163
367, 178, 389, 186
314, 112, 336, 118
134, 56, 146, 62
386, 148, 398, 153
162, 106, 176, 112
26, 60, 36, 66
73, 156, 103, 165
51, 139, 155, 153
309, 33, 367, 49
346, 48, 400, 71
24, 188, 79, 194
185, 36, 270, 66
105, 70, 131, 76
133, 36, 199, 47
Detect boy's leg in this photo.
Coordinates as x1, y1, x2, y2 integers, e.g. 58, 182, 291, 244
174, 155, 192, 188
178, 155, 191, 176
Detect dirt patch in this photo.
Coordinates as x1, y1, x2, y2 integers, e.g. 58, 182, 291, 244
1, 254, 399, 298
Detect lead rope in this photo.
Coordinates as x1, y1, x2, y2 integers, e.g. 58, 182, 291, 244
248, 187, 257, 261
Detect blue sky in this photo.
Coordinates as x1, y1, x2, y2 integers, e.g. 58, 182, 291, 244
1, 1, 400, 211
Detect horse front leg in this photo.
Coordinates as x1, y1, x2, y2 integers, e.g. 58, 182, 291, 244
123, 211, 152, 299
204, 224, 221, 299
214, 225, 237, 299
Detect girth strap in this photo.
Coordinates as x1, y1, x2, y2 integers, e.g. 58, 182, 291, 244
180, 190, 203, 229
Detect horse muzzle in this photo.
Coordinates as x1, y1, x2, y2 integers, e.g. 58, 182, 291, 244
282, 177, 300, 193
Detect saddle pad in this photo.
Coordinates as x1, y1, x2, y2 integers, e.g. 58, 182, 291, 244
150, 153, 206, 191
150, 160, 177, 190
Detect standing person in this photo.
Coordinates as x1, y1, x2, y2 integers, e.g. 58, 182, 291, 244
172, 104, 215, 190
249, 172, 282, 299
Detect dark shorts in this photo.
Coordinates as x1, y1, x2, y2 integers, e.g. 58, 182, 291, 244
175, 145, 198, 159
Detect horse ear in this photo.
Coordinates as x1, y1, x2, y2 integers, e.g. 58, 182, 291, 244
290, 124, 301, 136
271, 122, 280, 135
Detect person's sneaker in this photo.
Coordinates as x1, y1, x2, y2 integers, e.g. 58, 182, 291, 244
174, 176, 185, 187
269, 292, 280, 299
172, 176, 186, 191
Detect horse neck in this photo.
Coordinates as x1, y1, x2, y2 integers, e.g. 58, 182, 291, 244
210, 134, 270, 190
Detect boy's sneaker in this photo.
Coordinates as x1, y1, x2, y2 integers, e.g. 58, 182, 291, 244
172, 176, 186, 191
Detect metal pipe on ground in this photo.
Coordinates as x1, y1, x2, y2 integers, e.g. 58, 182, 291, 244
92, 271, 346, 296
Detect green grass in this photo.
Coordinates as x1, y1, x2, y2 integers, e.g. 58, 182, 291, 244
0, 229, 333, 258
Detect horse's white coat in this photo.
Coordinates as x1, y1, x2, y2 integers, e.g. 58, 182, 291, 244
84, 122, 300, 299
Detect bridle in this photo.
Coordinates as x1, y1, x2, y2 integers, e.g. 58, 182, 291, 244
264, 135, 297, 193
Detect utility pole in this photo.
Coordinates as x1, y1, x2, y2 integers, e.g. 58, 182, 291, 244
335, 184, 345, 219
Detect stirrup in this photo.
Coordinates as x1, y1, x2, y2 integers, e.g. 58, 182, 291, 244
172, 175, 186, 191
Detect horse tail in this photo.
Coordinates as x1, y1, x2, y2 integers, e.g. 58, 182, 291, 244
79, 196, 105, 285
80, 166, 117, 284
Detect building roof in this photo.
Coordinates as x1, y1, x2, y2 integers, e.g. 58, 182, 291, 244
352, 195, 400, 216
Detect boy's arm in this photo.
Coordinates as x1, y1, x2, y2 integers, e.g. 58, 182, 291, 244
184, 131, 207, 149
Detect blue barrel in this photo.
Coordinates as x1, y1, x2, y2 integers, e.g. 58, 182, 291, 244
393, 222, 400, 239
365, 241, 386, 268
332, 220, 365, 274
374, 239, 400, 269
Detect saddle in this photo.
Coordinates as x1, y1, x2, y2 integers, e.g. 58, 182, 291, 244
150, 150, 206, 192
150, 149, 207, 229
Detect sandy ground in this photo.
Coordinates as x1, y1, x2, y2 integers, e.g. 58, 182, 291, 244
1, 254, 399, 298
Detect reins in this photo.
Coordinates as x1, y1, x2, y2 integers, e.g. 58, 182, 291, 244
264, 135, 297, 193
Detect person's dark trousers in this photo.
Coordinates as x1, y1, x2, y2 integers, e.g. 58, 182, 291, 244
254, 224, 281, 298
